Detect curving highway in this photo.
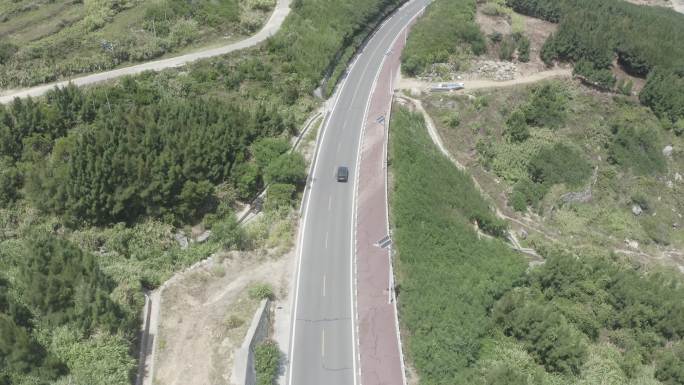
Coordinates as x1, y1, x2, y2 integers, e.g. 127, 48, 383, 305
0, 0, 291, 104
287, 1, 429, 384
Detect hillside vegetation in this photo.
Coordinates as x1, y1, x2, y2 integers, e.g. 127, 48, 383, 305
0, 0, 275, 88
424, 81, 684, 255
506, 0, 684, 126
391, 104, 684, 385
0, 0, 406, 383
401, 0, 485, 76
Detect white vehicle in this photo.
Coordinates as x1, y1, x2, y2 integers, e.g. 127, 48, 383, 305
430, 82, 465, 92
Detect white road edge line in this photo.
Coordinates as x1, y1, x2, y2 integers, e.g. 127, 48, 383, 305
321, 329, 326, 357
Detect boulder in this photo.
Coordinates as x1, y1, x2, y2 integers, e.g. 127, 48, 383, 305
174, 232, 189, 249
196, 230, 212, 243
663, 145, 673, 157
632, 205, 643, 216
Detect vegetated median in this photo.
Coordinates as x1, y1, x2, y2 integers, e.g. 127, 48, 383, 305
390, 104, 684, 384
0, 0, 411, 383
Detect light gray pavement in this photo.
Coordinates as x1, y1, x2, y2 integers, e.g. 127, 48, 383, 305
287, 1, 429, 385
0, 0, 291, 104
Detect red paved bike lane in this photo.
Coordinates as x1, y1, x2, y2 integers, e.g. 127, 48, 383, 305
355, 20, 413, 385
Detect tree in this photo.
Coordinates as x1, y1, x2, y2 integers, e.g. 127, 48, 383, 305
505, 109, 530, 142
0, 157, 21, 207
16, 232, 132, 335
265, 183, 296, 212
264, 153, 307, 185
250, 137, 291, 172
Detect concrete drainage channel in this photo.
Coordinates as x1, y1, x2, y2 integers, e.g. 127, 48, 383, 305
231, 299, 272, 385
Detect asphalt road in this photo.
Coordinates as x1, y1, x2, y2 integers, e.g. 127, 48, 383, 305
287, 1, 429, 384
0, 0, 291, 104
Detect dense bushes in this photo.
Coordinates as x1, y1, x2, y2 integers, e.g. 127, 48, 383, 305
0, 232, 136, 384
18, 86, 292, 225
391, 106, 526, 384
640, 68, 684, 126
511, 142, 591, 211
493, 289, 587, 375
268, 0, 406, 94
608, 124, 665, 175
401, 0, 486, 76
508, 0, 684, 123
520, 83, 567, 129
254, 340, 281, 385
505, 0, 561, 22
528, 143, 591, 188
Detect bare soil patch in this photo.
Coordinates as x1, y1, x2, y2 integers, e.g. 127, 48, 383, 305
153, 249, 292, 385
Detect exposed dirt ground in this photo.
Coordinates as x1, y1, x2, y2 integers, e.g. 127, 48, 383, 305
153, 249, 292, 385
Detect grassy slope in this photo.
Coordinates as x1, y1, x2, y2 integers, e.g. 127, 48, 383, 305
389, 106, 526, 384
0, 0, 274, 88
423, 80, 684, 265
392, 101, 684, 385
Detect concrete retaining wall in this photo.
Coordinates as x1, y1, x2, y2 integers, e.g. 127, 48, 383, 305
232, 299, 271, 385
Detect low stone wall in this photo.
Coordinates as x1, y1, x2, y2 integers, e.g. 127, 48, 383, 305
232, 299, 271, 385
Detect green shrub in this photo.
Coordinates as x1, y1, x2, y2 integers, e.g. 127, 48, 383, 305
655, 344, 684, 385
528, 143, 592, 188
640, 68, 684, 124
616, 78, 634, 96
255, 341, 281, 385
607, 125, 665, 175
505, 0, 561, 22
517, 36, 530, 62
249, 283, 274, 300
0, 157, 21, 207
265, 183, 296, 212
264, 153, 307, 186
0, 42, 17, 65
574, 60, 616, 89
499, 37, 516, 61
445, 112, 461, 128
510, 178, 544, 211
213, 215, 246, 250
522, 83, 568, 128
505, 109, 530, 142
493, 289, 588, 375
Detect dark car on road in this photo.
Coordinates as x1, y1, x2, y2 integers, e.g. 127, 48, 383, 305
337, 166, 349, 182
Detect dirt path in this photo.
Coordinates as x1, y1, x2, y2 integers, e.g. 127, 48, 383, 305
0, 0, 291, 104
398, 68, 572, 95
